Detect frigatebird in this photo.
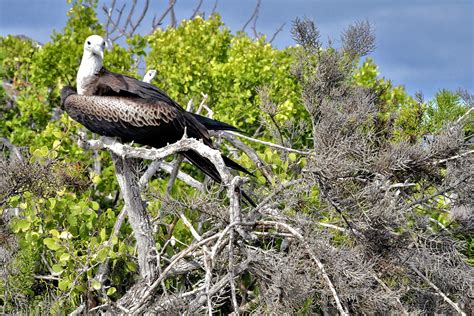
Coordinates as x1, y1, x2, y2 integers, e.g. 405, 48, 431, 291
61, 35, 254, 205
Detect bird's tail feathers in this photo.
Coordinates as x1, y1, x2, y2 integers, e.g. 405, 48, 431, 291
191, 113, 241, 132
222, 155, 254, 177
182, 150, 256, 206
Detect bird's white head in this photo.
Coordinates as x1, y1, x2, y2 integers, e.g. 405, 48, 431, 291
77, 35, 107, 95
83, 35, 106, 59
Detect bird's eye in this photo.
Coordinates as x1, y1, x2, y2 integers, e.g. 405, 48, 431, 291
102, 42, 105, 47
87, 41, 91, 45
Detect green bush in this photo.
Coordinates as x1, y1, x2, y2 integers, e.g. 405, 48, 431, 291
0, 1, 470, 312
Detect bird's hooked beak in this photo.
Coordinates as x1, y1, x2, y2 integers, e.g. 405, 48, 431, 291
91, 45, 104, 59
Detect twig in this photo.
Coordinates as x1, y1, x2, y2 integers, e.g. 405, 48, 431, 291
401, 175, 470, 212
123, 0, 138, 33
129, 0, 149, 35
102, 0, 116, 38
455, 106, 473, 124
170, 0, 177, 28
269, 22, 286, 44
203, 246, 213, 316
225, 131, 312, 154
253, 179, 304, 213
241, 0, 260, 32
151, 0, 177, 32
138, 160, 161, 190
211, 0, 219, 14
257, 220, 349, 316
179, 212, 201, 241
190, 0, 204, 19
34, 275, 59, 281
211, 131, 274, 183
251, 0, 261, 38
120, 233, 221, 314
317, 222, 347, 232
196, 93, 210, 116
410, 264, 466, 315
166, 155, 184, 197
372, 273, 407, 314
433, 149, 473, 165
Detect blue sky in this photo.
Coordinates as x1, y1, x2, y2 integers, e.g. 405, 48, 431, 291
1, 0, 473, 100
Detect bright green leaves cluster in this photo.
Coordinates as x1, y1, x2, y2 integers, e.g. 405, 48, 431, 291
0, 35, 37, 82
425, 89, 472, 134
354, 58, 470, 142
146, 15, 302, 133
7, 187, 134, 305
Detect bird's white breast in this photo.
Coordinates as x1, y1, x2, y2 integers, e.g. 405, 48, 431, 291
76, 52, 102, 95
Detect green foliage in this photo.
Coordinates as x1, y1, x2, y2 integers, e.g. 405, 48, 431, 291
0, 2, 471, 313
146, 15, 302, 133
354, 58, 425, 142
0, 35, 37, 82
425, 89, 471, 133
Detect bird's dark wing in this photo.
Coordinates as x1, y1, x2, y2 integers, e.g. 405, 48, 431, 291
95, 68, 241, 132
61, 86, 211, 148
60, 86, 254, 206
95, 68, 176, 104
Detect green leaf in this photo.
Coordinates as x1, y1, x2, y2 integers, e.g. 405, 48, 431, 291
58, 279, 71, 291
16, 219, 31, 232
33, 146, 49, 158
99, 228, 107, 241
52, 264, 64, 274
52, 139, 61, 148
106, 287, 117, 296
49, 229, 60, 237
48, 198, 57, 209
59, 253, 71, 262
111, 236, 118, 245
91, 279, 101, 290
91, 201, 100, 211
95, 248, 109, 263
59, 231, 72, 239
44, 237, 61, 250
126, 261, 137, 272
288, 153, 297, 162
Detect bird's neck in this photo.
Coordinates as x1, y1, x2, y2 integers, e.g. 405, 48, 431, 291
76, 51, 102, 95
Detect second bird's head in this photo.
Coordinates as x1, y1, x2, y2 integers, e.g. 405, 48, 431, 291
83, 35, 106, 59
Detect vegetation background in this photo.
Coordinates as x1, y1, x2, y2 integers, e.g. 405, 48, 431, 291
0, 0, 472, 314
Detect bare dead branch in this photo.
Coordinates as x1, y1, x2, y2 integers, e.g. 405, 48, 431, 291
257, 220, 349, 315
123, 0, 138, 33
269, 22, 286, 44
130, 0, 149, 35
241, 0, 260, 33
211, 0, 219, 14
410, 264, 467, 315
211, 131, 274, 183
112, 153, 157, 283
170, 0, 177, 28
225, 131, 311, 155
190, 0, 204, 19
151, 0, 177, 33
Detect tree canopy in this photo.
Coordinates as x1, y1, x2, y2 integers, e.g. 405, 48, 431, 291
0, 0, 472, 314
